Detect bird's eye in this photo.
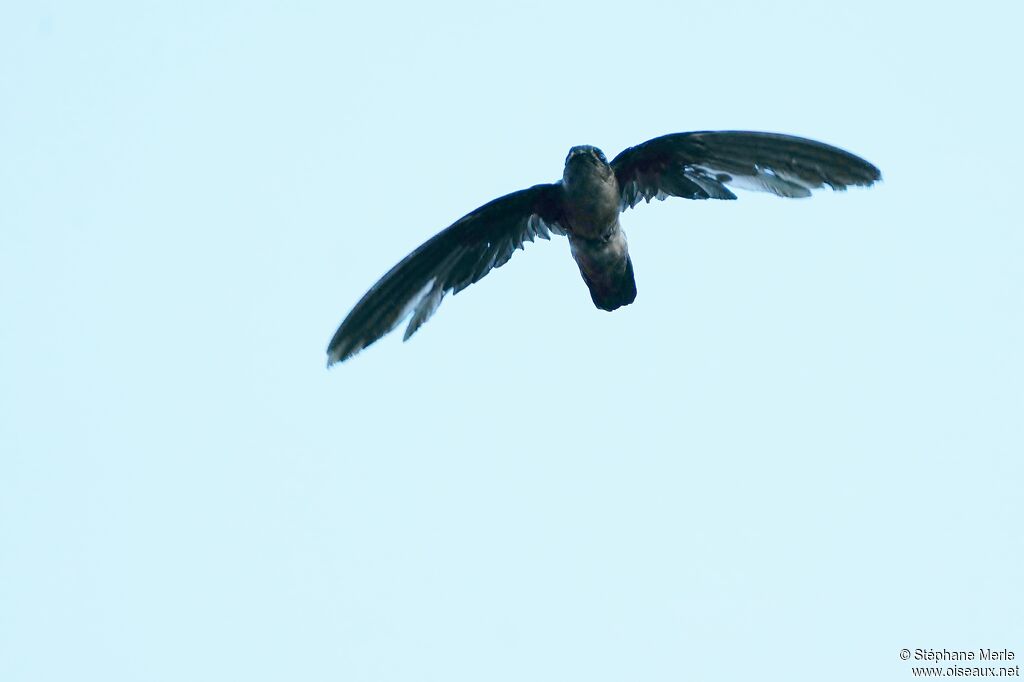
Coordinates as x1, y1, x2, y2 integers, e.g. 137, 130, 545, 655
595, 150, 606, 162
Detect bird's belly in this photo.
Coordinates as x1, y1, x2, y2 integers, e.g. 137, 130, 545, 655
562, 177, 620, 240
568, 215, 615, 240
568, 225, 628, 268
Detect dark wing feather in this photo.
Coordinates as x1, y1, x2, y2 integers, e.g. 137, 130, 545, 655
326, 183, 565, 365
611, 131, 881, 210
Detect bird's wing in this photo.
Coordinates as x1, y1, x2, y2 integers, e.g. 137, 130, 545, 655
611, 131, 881, 210
326, 183, 565, 365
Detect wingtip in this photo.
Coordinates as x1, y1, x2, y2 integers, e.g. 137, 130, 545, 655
326, 338, 369, 367
325, 345, 348, 369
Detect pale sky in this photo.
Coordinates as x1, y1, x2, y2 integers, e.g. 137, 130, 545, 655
2, 2, 1022, 681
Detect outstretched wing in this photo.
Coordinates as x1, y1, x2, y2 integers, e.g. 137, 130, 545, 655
611, 131, 881, 210
327, 183, 565, 366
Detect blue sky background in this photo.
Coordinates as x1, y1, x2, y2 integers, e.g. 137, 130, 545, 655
2, 2, 1021, 680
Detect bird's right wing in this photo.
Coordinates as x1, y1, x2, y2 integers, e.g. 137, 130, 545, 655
611, 131, 881, 209
326, 183, 565, 366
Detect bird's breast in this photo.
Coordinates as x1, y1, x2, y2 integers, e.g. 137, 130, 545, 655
561, 170, 621, 240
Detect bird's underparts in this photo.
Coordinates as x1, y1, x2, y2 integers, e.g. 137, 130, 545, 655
326, 131, 881, 366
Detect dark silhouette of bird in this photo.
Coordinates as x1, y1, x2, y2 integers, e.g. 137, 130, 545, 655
327, 131, 880, 366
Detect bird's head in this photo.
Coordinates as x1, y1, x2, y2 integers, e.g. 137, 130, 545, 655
565, 145, 608, 167
563, 145, 612, 186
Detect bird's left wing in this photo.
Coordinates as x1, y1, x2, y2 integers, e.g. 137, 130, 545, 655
611, 131, 881, 210
327, 183, 565, 366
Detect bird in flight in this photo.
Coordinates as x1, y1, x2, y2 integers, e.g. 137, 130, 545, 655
327, 131, 880, 366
